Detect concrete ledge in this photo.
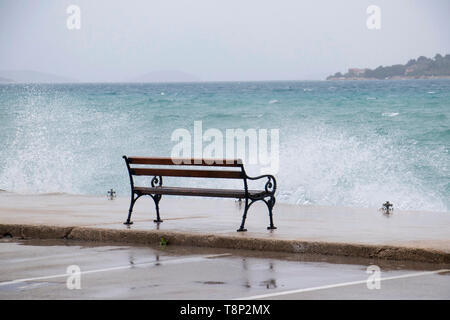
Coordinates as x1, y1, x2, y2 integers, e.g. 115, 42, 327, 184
0, 223, 73, 240
1, 223, 449, 264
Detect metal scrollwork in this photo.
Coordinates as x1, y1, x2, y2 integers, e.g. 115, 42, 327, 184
264, 176, 276, 195
151, 175, 163, 187
246, 174, 276, 195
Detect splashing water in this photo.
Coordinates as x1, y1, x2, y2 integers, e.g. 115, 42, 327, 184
0, 80, 449, 212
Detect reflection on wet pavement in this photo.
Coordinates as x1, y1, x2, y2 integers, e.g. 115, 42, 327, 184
0, 239, 449, 299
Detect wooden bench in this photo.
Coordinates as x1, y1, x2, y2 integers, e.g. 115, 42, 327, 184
123, 156, 277, 231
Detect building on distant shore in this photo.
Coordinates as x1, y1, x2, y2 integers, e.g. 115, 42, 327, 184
326, 54, 450, 80
347, 68, 368, 76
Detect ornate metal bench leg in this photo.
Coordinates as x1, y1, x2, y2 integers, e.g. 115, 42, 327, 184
124, 194, 136, 225
237, 198, 249, 232
266, 196, 277, 230
152, 194, 163, 223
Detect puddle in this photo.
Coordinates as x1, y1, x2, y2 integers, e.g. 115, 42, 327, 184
196, 281, 226, 285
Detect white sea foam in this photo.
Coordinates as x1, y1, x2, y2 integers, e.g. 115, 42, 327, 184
277, 123, 448, 212
382, 112, 399, 117
0, 86, 127, 195
1, 82, 448, 213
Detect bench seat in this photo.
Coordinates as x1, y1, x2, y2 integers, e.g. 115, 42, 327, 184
123, 156, 277, 231
134, 186, 266, 199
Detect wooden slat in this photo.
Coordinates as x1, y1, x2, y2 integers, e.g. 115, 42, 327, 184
131, 168, 243, 179
127, 156, 242, 167
134, 186, 265, 198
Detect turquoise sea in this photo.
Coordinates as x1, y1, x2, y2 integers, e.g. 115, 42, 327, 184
0, 80, 449, 212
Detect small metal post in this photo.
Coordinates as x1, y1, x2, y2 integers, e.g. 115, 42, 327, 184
107, 188, 116, 200
381, 201, 393, 214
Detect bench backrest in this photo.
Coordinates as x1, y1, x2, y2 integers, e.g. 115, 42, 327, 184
123, 156, 245, 180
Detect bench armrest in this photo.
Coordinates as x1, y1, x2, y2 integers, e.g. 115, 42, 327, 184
245, 174, 277, 195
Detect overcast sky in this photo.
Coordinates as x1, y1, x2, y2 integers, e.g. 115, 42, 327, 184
1, 0, 449, 81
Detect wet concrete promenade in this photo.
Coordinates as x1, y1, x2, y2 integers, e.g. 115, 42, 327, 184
0, 192, 449, 263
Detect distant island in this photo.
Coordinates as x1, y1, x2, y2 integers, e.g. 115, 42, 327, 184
0, 76, 14, 83
129, 70, 201, 83
327, 54, 450, 80
0, 70, 77, 83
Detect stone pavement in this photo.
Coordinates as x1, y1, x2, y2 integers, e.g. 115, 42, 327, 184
0, 192, 449, 263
